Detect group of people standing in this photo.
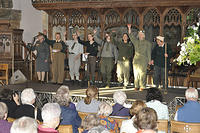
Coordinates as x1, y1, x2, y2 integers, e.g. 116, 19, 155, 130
27, 24, 172, 90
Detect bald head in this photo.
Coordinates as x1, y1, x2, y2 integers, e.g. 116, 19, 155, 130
185, 88, 198, 101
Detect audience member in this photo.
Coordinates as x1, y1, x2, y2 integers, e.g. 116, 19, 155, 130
82, 114, 109, 133
38, 103, 61, 133
76, 86, 101, 113
146, 88, 169, 120
14, 88, 42, 121
111, 91, 130, 116
10, 116, 37, 133
174, 88, 200, 123
0, 89, 20, 118
120, 100, 146, 133
56, 85, 76, 109
0, 102, 12, 133
97, 102, 119, 133
134, 107, 157, 133
55, 86, 81, 133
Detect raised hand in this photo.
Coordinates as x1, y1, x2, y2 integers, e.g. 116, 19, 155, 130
93, 29, 97, 34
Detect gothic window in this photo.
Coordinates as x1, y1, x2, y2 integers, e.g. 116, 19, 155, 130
143, 8, 160, 42
87, 9, 100, 27
52, 11, 66, 27
69, 10, 85, 27
186, 8, 200, 26
105, 10, 120, 27
164, 8, 182, 25
144, 8, 160, 26
123, 9, 139, 27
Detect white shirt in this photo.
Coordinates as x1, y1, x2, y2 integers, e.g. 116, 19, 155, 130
76, 99, 101, 113
146, 100, 169, 120
66, 40, 83, 55
120, 117, 138, 133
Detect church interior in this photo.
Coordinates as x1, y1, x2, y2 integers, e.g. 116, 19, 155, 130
0, 0, 200, 132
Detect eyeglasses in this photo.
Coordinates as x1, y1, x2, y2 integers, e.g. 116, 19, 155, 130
139, 30, 145, 33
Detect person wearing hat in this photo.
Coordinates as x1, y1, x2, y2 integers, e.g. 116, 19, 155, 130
65, 31, 83, 84
44, 31, 67, 85
150, 35, 172, 89
27, 33, 50, 83
127, 24, 152, 91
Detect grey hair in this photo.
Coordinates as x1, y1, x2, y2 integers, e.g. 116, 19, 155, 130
113, 90, 127, 105
55, 85, 70, 106
185, 88, 198, 101
10, 116, 37, 133
21, 88, 36, 104
42, 103, 61, 123
0, 102, 8, 120
97, 102, 112, 116
82, 114, 100, 130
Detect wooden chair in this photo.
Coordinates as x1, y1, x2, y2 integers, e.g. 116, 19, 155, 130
171, 120, 200, 133
110, 116, 130, 127
157, 120, 168, 133
0, 64, 8, 85
7, 117, 15, 123
57, 125, 73, 133
78, 112, 97, 121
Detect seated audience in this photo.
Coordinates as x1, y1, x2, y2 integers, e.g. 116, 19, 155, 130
14, 88, 42, 121
76, 86, 101, 113
10, 116, 38, 133
0, 102, 12, 133
0, 89, 20, 118
134, 107, 157, 133
55, 85, 81, 133
145, 88, 169, 120
38, 103, 61, 133
120, 100, 146, 133
97, 102, 119, 133
174, 88, 200, 123
81, 114, 109, 133
111, 90, 130, 116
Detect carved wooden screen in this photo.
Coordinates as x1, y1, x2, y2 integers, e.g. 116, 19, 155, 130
123, 9, 139, 35
164, 8, 182, 52
87, 9, 100, 38
105, 10, 120, 29
143, 8, 160, 42
52, 11, 66, 40
185, 8, 200, 36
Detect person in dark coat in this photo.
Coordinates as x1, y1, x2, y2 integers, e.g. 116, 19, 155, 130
27, 34, 50, 83
14, 88, 42, 122
55, 85, 81, 133
0, 89, 20, 118
111, 91, 130, 116
151, 36, 172, 89
77, 31, 99, 85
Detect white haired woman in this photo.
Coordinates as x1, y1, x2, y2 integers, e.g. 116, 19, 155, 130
55, 85, 81, 133
10, 116, 38, 133
14, 88, 42, 121
82, 114, 109, 133
38, 103, 61, 133
76, 86, 101, 113
111, 90, 130, 116
98, 102, 119, 133
0, 102, 12, 133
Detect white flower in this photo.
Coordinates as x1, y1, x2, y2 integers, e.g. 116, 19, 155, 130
181, 45, 186, 52
177, 42, 180, 46
187, 37, 195, 44
193, 26, 198, 31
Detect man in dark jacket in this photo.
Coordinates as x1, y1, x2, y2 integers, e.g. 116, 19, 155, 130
151, 36, 172, 89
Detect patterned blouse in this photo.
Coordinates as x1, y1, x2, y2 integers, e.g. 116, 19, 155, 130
99, 115, 119, 133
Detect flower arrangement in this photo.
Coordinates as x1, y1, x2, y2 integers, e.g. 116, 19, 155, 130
175, 23, 200, 65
